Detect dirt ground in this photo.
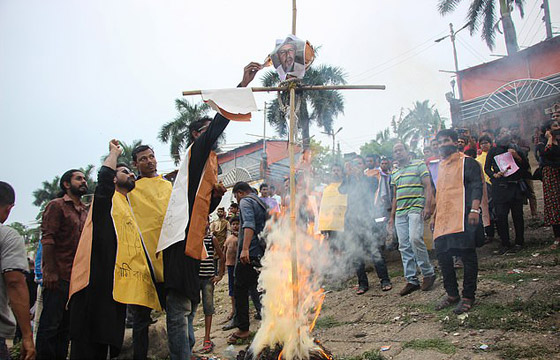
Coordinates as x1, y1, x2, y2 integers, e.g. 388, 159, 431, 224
119, 200, 560, 360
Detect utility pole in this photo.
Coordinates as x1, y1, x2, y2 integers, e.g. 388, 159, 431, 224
435, 23, 468, 101
543, 0, 553, 40
322, 127, 342, 164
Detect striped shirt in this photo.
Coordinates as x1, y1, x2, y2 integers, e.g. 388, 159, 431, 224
391, 159, 429, 215
199, 235, 215, 277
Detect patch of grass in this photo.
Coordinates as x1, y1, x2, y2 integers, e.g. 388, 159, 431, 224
440, 296, 559, 332
494, 343, 553, 360
315, 315, 344, 329
481, 272, 544, 284
403, 338, 456, 355
337, 349, 385, 360
388, 269, 403, 278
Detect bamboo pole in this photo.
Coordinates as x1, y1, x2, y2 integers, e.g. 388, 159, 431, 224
292, 0, 297, 35
288, 86, 299, 314
182, 84, 385, 96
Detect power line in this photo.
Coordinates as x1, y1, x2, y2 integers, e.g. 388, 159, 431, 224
353, 41, 441, 83
348, 30, 447, 83
518, 0, 541, 37
521, 8, 543, 45
456, 37, 487, 63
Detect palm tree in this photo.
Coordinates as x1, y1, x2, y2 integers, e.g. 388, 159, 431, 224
99, 139, 142, 171
159, 99, 211, 165
392, 101, 446, 151
438, 0, 525, 55
261, 64, 347, 149
32, 177, 60, 207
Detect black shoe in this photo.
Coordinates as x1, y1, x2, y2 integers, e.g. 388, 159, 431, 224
494, 246, 511, 255
254, 313, 262, 320
512, 244, 524, 252
222, 321, 236, 331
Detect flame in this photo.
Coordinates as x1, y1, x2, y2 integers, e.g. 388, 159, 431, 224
308, 291, 326, 332
250, 196, 329, 360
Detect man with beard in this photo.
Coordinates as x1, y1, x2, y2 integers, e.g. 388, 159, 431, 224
127, 145, 172, 360
275, 39, 305, 81
389, 143, 436, 296
157, 63, 261, 360
485, 128, 530, 254
68, 140, 160, 359
36, 169, 88, 360
431, 130, 484, 315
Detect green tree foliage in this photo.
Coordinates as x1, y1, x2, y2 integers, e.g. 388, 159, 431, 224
159, 99, 211, 165
9, 222, 40, 249
100, 140, 142, 171
361, 100, 446, 158
261, 64, 346, 149
438, 0, 525, 55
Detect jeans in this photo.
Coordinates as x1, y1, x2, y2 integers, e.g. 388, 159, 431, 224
437, 249, 478, 299
33, 285, 43, 342
494, 182, 525, 247
0, 338, 9, 360
395, 212, 434, 285
484, 183, 497, 238
36, 280, 70, 360
130, 304, 152, 360
234, 262, 259, 331
166, 290, 196, 360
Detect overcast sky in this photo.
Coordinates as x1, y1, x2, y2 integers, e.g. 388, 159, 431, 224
1, 0, 558, 225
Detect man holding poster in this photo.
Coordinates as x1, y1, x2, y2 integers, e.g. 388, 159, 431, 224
484, 128, 530, 254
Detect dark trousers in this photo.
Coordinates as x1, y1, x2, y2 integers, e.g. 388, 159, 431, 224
233, 262, 259, 331
493, 183, 525, 247
484, 183, 496, 238
70, 338, 110, 360
356, 251, 390, 290
130, 304, 152, 360
353, 225, 390, 290
36, 280, 70, 360
437, 249, 478, 299
553, 225, 560, 238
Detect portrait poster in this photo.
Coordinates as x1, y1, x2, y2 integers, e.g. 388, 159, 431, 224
270, 35, 306, 81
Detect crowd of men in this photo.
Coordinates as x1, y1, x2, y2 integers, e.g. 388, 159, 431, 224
0, 59, 558, 360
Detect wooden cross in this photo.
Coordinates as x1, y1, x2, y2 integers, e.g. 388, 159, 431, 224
181, 0, 385, 320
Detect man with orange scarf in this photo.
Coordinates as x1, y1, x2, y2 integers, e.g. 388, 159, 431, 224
157, 63, 262, 360
431, 129, 484, 315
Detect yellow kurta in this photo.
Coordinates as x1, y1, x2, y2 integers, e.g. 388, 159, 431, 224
128, 175, 172, 283
112, 193, 161, 310
318, 182, 347, 232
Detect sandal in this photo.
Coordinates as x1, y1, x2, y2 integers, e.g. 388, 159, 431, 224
453, 298, 474, 315
356, 287, 368, 295
551, 240, 560, 250
200, 340, 214, 354
381, 282, 393, 292
227, 332, 250, 344
434, 296, 460, 311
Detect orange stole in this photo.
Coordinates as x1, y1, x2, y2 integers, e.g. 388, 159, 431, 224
434, 153, 466, 240
68, 205, 94, 306
185, 151, 217, 259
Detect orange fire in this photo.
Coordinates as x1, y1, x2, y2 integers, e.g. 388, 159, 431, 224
250, 198, 330, 360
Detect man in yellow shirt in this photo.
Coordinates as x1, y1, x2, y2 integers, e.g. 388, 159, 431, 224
475, 135, 495, 242
128, 145, 172, 360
